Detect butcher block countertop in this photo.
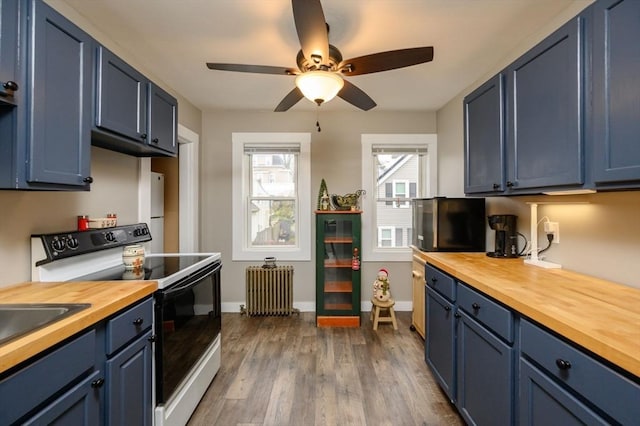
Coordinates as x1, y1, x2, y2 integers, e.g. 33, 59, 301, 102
416, 251, 640, 379
0, 281, 157, 375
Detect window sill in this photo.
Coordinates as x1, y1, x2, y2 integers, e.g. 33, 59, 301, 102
233, 248, 310, 262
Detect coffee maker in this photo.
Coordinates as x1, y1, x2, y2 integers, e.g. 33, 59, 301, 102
487, 215, 518, 258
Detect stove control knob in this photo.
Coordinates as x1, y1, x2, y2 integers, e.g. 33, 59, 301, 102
133, 228, 143, 237
51, 238, 66, 252
67, 237, 79, 250
105, 231, 116, 242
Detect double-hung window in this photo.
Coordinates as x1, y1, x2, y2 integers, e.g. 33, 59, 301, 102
361, 134, 437, 261
232, 133, 311, 261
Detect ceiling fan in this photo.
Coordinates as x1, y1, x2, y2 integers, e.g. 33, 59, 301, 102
206, 0, 434, 112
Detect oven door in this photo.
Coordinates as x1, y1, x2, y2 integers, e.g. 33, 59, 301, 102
154, 260, 221, 404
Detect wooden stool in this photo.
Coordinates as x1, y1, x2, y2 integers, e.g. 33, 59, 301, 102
370, 298, 398, 330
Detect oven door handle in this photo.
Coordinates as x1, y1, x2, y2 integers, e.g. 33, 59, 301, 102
163, 261, 222, 297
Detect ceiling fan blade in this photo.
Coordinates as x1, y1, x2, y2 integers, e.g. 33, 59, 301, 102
291, 0, 329, 66
274, 87, 304, 112
338, 80, 377, 111
206, 63, 297, 76
339, 47, 434, 76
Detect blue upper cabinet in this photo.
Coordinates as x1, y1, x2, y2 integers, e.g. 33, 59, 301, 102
95, 46, 148, 142
591, 0, 640, 188
464, 73, 505, 194
26, 0, 93, 188
506, 14, 586, 193
92, 46, 177, 157
0, 0, 19, 105
148, 83, 178, 155
0, 0, 93, 190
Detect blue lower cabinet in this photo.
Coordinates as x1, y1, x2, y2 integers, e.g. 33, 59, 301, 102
519, 358, 608, 426
520, 319, 640, 425
106, 329, 153, 426
23, 370, 102, 426
456, 311, 514, 426
0, 298, 153, 425
0, 330, 97, 425
425, 286, 456, 402
424, 264, 639, 426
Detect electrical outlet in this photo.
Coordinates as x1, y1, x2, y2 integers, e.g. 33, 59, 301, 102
544, 221, 560, 244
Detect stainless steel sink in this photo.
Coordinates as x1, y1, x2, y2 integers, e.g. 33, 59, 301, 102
0, 303, 91, 346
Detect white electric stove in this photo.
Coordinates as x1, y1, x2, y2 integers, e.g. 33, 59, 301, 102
31, 223, 222, 426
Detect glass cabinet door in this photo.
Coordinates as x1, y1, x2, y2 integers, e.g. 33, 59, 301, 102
316, 212, 361, 326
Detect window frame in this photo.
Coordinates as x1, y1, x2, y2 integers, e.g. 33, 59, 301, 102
361, 134, 438, 262
232, 132, 311, 261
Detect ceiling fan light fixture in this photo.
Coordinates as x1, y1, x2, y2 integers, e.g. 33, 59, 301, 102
295, 71, 344, 105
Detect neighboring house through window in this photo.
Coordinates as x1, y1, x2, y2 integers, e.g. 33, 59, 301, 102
361, 134, 438, 261
232, 132, 311, 261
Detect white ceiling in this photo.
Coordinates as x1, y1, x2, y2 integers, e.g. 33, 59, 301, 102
53, 0, 584, 113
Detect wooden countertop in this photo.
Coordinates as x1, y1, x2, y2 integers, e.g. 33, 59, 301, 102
415, 251, 640, 379
0, 281, 157, 374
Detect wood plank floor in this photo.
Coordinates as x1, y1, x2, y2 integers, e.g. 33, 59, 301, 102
187, 311, 463, 426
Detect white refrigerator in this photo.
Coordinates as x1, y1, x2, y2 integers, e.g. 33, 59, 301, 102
150, 172, 165, 253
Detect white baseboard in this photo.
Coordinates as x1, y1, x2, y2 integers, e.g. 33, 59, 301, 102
222, 300, 413, 313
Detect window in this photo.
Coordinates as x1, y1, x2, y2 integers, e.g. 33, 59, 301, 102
378, 227, 394, 247
232, 133, 311, 261
388, 180, 413, 208
361, 134, 437, 262
377, 226, 408, 248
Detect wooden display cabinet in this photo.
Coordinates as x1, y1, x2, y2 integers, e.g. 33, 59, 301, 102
315, 211, 361, 327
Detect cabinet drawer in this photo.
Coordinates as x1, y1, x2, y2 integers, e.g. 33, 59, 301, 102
425, 264, 456, 302
458, 284, 513, 343
0, 330, 96, 425
106, 298, 153, 356
520, 319, 640, 425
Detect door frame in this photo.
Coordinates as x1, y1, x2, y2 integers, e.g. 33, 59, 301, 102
177, 124, 199, 252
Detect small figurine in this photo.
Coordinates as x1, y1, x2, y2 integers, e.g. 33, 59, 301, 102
320, 189, 330, 211
351, 248, 360, 270
373, 268, 391, 302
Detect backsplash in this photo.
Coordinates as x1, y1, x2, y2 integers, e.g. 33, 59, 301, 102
0, 147, 140, 287
485, 191, 640, 288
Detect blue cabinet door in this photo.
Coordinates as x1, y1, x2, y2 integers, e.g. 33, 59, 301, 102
148, 83, 178, 155
506, 15, 586, 191
425, 286, 456, 402
26, 0, 92, 188
106, 330, 153, 426
519, 358, 608, 426
464, 73, 506, 194
591, 0, 640, 187
456, 311, 513, 426
0, 0, 19, 104
95, 45, 148, 142
23, 370, 102, 426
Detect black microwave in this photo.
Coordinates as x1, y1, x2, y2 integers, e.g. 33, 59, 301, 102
412, 197, 486, 252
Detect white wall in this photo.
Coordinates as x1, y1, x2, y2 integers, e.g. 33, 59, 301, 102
0, 147, 140, 286
200, 110, 441, 310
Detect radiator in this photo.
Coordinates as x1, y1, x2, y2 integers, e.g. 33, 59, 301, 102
242, 266, 298, 316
